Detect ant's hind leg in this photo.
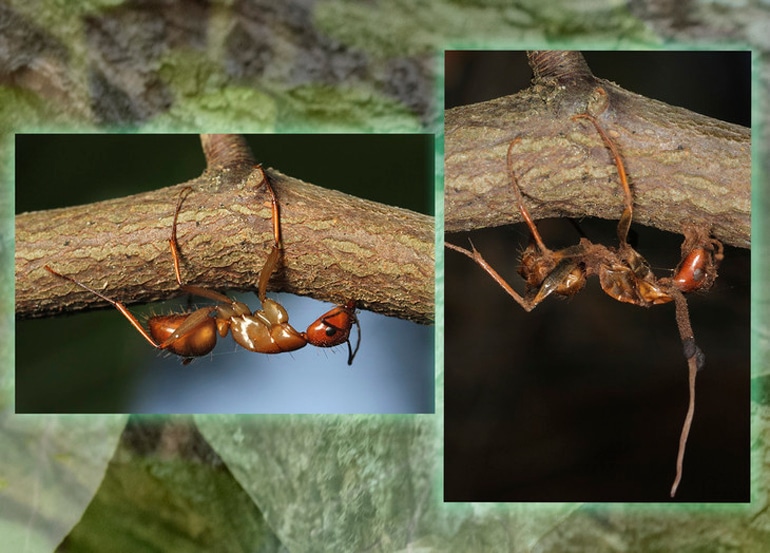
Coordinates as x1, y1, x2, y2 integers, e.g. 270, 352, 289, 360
445, 241, 535, 312
44, 265, 163, 349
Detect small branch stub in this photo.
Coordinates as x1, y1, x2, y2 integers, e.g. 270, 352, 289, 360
200, 134, 255, 170
527, 50, 593, 83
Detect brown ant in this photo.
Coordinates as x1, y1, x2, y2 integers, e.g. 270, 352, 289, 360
446, 90, 723, 497
45, 166, 361, 366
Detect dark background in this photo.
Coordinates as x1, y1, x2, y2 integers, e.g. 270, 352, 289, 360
16, 134, 435, 414
444, 51, 751, 502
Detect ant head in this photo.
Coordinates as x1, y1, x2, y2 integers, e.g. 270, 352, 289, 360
305, 300, 361, 365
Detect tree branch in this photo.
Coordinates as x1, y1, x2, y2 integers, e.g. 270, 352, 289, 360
16, 135, 434, 324
445, 51, 750, 249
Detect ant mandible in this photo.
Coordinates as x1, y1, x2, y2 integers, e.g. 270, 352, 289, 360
45, 166, 361, 365
446, 87, 723, 497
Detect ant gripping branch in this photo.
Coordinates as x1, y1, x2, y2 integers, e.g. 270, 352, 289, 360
446, 89, 723, 498
45, 166, 361, 366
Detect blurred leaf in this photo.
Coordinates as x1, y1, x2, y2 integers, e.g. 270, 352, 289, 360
192, 417, 581, 551
0, 415, 127, 552
196, 411, 770, 550
195, 415, 442, 551
57, 417, 283, 553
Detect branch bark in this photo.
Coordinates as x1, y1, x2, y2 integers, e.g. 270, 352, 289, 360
445, 51, 750, 249
16, 135, 434, 324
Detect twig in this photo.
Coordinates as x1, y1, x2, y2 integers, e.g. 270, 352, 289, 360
445, 51, 750, 248
16, 135, 434, 324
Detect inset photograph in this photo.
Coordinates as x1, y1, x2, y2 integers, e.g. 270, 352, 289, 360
444, 51, 750, 502
16, 134, 434, 414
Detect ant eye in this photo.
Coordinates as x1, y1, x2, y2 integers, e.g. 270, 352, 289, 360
325, 326, 337, 337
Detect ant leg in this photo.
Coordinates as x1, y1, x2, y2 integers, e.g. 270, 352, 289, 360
507, 138, 551, 256
572, 112, 634, 246
169, 187, 193, 287
166, 178, 280, 308
44, 265, 163, 349
446, 241, 535, 312
257, 166, 281, 248
166, 187, 242, 304
251, 167, 283, 304
257, 245, 282, 304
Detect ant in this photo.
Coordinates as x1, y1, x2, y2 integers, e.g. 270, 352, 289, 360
45, 166, 361, 366
446, 88, 723, 497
